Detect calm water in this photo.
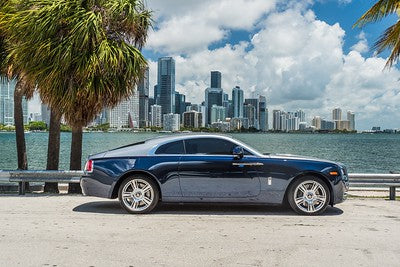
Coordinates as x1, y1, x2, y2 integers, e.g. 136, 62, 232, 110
0, 132, 399, 173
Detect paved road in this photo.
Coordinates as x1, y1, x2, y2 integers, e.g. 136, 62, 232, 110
0, 196, 399, 267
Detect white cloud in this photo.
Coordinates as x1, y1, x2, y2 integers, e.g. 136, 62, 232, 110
351, 31, 369, 53
146, 4, 400, 130
27, 0, 400, 130
146, 0, 276, 54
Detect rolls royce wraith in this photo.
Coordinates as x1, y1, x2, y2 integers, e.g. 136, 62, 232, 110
80, 134, 349, 215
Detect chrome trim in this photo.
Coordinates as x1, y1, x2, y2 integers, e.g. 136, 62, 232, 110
232, 162, 264, 166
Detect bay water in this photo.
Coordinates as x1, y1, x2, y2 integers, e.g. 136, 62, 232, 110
0, 132, 399, 173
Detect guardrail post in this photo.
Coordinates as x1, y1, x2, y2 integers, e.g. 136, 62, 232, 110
18, 181, 25, 195
389, 186, 396, 200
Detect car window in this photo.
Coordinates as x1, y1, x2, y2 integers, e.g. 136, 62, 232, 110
155, 140, 185, 154
184, 138, 238, 155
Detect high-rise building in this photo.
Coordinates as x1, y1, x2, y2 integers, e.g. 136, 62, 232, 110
347, 111, 355, 131
175, 92, 186, 116
150, 104, 162, 127
244, 104, 256, 128
41, 103, 51, 126
210, 105, 226, 123
232, 86, 244, 118
321, 119, 335, 130
153, 85, 160, 104
336, 120, 350, 131
332, 108, 342, 121
0, 79, 28, 125
259, 96, 268, 131
245, 98, 260, 129
312, 116, 322, 130
138, 67, 149, 128
163, 113, 180, 131
205, 87, 223, 124
158, 57, 175, 115
109, 89, 139, 129
273, 110, 282, 130
295, 110, 306, 123
183, 110, 202, 128
210, 71, 221, 88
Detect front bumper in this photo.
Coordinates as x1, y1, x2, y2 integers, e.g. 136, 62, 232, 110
332, 177, 349, 205
80, 176, 113, 199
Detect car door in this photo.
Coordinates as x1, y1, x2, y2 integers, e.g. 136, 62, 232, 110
178, 137, 262, 199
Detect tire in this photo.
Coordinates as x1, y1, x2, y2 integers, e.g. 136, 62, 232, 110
118, 175, 159, 214
287, 176, 330, 215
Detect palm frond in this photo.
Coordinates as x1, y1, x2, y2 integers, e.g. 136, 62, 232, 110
354, 0, 400, 28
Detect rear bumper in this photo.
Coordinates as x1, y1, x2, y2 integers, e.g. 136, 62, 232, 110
80, 177, 113, 199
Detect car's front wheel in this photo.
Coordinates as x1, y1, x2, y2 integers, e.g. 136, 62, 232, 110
288, 176, 330, 215
118, 175, 159, 214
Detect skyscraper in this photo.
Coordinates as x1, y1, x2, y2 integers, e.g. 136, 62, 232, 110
245, 98, 260, 129
150, 105, 162, 127
232, 86, 244, 118
295, 110, 306, 123
158, 57, 175, 115
205, 87, 223, 124
210, 105, 226, 123
332, 108, 342, 121
153, 85, 160, 104
244, 104, 256, 128
183, 110, 202, 128
41, 103, 51, 126
0, 79, 28, 125
259, 96, 268, 131
109, 89, 139, 129
175, 92, 186, 116
273, 110, 282, 131
138, 67, 149, 128
210, 71, 221, 88
347, 111, 355, 131
163, 113, 180, 131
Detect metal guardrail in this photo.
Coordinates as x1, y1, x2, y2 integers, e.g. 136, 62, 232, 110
0, 170, 399, 199
0, 170, 83, 195
348, 173, 400, 200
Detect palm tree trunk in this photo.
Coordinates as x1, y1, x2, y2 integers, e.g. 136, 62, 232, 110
43, 110, 61, 193
68, 125, 83, 194
13, 80, 29, 192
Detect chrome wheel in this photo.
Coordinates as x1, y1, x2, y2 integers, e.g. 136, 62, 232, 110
294, 180, 327, 213
121, 178, 154, 212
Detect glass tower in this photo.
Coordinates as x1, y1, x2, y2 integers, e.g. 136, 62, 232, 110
157, 57, 175, 115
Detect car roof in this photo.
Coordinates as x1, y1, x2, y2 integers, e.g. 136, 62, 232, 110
99, 133, 260, 158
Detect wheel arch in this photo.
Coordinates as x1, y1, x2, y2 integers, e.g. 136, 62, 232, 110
283, 171, 334, 206
111, 170, 162, 200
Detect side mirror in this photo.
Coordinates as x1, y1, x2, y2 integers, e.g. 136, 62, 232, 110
233, 146, 244, 159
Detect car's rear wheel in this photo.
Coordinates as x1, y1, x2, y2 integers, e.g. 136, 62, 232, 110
118, 175, 159, 214
288, 176, 330, 215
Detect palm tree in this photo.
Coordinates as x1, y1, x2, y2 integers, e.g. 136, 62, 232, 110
0, 3, 35, 192
354, 0, 400, 67
1, 1, 58, 193
0, 0, 152, 193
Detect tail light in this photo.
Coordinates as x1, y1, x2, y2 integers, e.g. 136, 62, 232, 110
84, 160, 93, 173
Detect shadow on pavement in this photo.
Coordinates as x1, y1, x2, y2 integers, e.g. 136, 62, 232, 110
73, 200, 344, 216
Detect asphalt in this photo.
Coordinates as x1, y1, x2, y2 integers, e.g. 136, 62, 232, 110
0, 195, 399, 267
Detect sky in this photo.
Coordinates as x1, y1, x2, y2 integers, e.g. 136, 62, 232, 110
29, 0, 400, 130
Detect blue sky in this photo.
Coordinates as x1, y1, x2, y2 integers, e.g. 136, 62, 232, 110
30, 0, 400, 130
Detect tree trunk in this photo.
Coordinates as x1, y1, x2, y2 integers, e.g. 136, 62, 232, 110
13, 80, 30, 192
43, 110, 61, 193
68, 125, 83, 194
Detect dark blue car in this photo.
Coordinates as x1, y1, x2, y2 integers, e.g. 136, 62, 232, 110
81, 134, 349, 215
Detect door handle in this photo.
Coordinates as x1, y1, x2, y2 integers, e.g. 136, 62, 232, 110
232, 162, 264, 167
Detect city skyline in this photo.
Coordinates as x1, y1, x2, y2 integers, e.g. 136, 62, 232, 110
25, 0, 400, 130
